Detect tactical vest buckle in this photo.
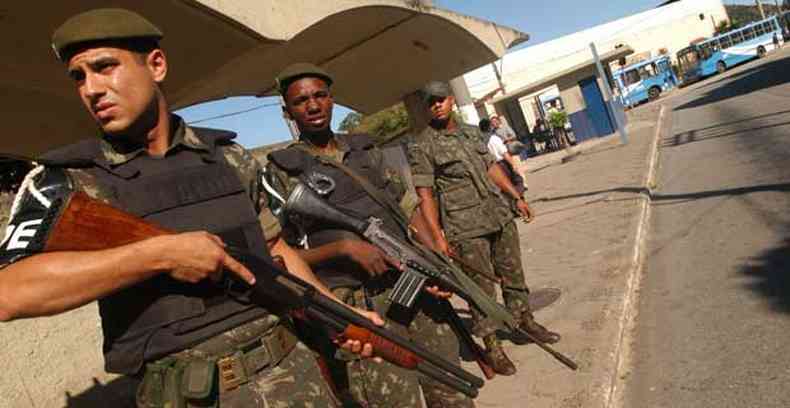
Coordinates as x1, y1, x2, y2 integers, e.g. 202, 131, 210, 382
217, 352, 248, 392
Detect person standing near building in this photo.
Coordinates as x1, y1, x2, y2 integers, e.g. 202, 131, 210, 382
482, 119, 525, 196
264, 64, 475, 408
0, 9, 379, 407
408, 82, 561, 376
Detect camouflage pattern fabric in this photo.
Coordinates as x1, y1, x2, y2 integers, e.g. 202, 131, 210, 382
407, 124, 513, 242
333, 286, 474, 408
453, 220, 530, 338
264, 134, 417, 225
138, 318, 337, 407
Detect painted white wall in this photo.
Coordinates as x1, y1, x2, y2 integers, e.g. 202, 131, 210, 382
465, 0, 728, 102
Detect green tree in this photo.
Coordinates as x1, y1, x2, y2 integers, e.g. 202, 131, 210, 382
338, 112, 363, 132
339, 104, 411, 142
548, 110, 568, 130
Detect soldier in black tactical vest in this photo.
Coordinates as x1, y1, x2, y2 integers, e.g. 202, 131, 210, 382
265, 63, 476, 408
408, 81, 561, 376
0, 9, 381, 407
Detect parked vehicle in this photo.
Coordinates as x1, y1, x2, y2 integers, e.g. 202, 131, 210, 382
677, 15, 784, 85
612, 55, 678, 108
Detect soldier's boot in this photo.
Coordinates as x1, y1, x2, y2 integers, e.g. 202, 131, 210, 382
519, 310, 561, 344
483, 334, 517, 376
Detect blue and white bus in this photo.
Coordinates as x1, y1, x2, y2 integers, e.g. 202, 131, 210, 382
677, 16, 784, 85
612, 55, 678, 108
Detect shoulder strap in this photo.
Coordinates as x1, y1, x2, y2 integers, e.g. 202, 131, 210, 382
293, 144, 411, 235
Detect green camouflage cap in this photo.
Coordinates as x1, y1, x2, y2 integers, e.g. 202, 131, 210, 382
276, 63, 334, 95
51, 8, 163, 62
421, 81, 452, 101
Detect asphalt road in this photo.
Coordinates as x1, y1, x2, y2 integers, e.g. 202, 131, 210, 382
623, 47, 790, 407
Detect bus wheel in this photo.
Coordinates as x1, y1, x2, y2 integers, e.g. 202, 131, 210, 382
648, 86, 661, 101
716, 61, 727, 74
757, 46, 767, 58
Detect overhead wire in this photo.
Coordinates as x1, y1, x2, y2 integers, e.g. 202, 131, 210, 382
185, 101, 281, 125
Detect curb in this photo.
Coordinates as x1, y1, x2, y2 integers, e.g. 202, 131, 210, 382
602, 104, 667, 408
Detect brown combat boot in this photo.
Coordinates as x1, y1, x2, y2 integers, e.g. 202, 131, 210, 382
519, 310, 561, 344
483, 334, 517, 376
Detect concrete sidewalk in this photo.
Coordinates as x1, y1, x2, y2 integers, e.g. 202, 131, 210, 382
463, 103, 665, 408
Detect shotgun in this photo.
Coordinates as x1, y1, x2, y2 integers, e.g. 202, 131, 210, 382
35, 190, 484, 397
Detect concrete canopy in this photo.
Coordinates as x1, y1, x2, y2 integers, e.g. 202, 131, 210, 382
0, 0, 527, 157
491, 46, 634, 106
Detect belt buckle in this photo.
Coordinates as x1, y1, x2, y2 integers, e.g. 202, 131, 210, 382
217, 352, 247, 392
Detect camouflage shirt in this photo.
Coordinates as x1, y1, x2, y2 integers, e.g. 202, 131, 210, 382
408, 123, 513, 242
0, 115, 281, 269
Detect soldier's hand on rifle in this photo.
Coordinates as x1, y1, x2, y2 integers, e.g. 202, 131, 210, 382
516, 198, 535, 223
337, 307, 385, 362
157, 232, 256, 285
425, 285, 454, 300
435, 236, 456, 258
342, 239, 401, 277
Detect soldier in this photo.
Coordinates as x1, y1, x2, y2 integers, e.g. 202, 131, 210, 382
408, 81, 561, 376
0, 9, 380, 407
264, 63, 475, 408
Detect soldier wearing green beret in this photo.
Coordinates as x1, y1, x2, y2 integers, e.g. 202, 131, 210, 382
408, 81, 561, 376
0, 8, 384, 407
263, 63, 476, 407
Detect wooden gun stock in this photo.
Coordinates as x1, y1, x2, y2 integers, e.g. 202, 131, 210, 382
44, 192, 172, 252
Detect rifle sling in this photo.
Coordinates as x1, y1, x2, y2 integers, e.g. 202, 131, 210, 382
294, 146, 411, 236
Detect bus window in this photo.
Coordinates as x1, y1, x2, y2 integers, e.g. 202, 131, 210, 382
764, 21, 775, 33
638, 63, 657, 79
756, 23, 766, 35
732, 31, 744, 45
720, 35, 732, 49
624, 69, 641, 86
699, 43, 711, 59
743, 26, 756, 41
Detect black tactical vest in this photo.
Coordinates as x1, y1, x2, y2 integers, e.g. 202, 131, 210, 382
268, 134, 403, 288
43, 127, 272, 375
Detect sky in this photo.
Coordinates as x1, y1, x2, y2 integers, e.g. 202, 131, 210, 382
176, 0, 759, 149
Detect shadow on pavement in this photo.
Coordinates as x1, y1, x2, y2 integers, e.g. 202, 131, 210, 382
663, 109, 790, 148
64, 376, 137, 408
675, 55, 790, 111
740, 235, 790, 314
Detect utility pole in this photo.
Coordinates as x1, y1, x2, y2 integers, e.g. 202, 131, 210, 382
757, 0, 766, 19
590, 42, 627, 145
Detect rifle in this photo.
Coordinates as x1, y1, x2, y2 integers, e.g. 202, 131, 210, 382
285, 182, 579, 372
39, 190, 484, 398
284, 182, 496, 378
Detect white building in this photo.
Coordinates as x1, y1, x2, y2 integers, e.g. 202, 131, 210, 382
458, 0, 728, 140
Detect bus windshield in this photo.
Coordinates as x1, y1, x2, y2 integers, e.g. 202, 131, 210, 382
677, 47, 700, 73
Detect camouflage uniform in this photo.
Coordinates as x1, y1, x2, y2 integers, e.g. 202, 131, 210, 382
0, 117, 337, 408
407, 124, 532, 338
266, 134, 474, 408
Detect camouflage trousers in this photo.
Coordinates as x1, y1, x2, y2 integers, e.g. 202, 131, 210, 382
453, 220, 531, 338
137, 317, 338, 408
330, 286, 475, 408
